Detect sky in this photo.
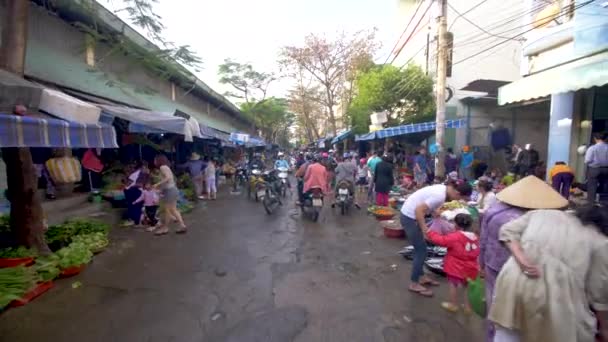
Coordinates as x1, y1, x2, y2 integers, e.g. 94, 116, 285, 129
103, 0, 402, 102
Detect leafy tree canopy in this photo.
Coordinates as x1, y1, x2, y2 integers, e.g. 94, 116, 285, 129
348, 64, 435, 134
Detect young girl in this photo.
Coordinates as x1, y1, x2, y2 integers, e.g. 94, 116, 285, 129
423, 214, 479, 313
133, 181, 160, 228
205, 159, 217, 200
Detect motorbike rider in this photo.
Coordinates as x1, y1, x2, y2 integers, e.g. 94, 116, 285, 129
249, 152, 264, 171
303, 154, 329, 197
332, 153, 360, 209
295, 153, 313, 204
274, 152, 290, 170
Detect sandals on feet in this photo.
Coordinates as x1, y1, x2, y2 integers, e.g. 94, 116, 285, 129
175, 227, 188, 234
441, 302, 459, 312
154, 229, 169, 236
420, 278, 440, 286
408, 286, 434, 297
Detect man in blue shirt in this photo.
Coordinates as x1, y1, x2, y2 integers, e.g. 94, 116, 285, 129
585, 132, 608, 202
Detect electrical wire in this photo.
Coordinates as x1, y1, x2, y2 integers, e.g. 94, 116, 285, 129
391, 0, 434, 64
448, 0, 490, 31
452, 0, 595, 66
383, 0, 425, 65
448, 2, 521, 41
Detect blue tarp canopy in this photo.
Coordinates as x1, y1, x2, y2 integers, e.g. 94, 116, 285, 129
200, 125, 231, 142
331, 130, 351, 145
357, 119, 467, 140
0, 114, 118, 148
247, 137, 266, 147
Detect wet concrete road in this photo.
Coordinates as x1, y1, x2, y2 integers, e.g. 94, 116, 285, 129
0, 188, 484, 342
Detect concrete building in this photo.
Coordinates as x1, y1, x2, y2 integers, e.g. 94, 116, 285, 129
498, 0, 608, 182
0, 0, 254, 134
394, 0, 550, 169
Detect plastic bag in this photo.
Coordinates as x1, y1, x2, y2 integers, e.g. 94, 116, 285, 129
467, 276, 486, 318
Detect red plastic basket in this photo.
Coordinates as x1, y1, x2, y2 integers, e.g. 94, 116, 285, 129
0, 257, 35, 268
59, 264, 86, 278
383, 226, 405, 239
9, 281, 54, 308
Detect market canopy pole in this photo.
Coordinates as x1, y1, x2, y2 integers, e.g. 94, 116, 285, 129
0, 0, 49, 253
434, 0, 448, 178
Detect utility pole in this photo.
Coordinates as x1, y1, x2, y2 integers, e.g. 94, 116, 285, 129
434, 0, 448, 178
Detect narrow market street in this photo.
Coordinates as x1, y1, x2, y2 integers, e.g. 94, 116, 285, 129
0, 188, 483, 342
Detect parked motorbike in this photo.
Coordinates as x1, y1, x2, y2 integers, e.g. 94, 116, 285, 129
260, 170, 282, 215
301, 187, 324, 222
233, 167, 248, 192
335, 180, 353, 215
276, 166, 289, 198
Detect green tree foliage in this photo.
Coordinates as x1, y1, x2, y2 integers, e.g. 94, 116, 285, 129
240, 98, 294, 145
348, 64, 435, 134
218, 59, 275, 103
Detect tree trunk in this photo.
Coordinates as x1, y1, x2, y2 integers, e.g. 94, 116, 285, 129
0, 0, 49, 253
324, 87, 337, 136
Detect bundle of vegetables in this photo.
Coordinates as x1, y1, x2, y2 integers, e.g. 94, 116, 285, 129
55, 242, 93, 269
0, 266, 40, 308
34, 255, 61, 282
0, 246, 36, 259
46, 218, 110, 249
71, 232, 109, 253
439, 200, 466, 211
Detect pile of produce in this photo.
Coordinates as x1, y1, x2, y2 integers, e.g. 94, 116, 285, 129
71, 233, 109, 253
0, 246, 36, 259
55, 242, 93, 269
34, 255, 61, 282
46, 218, 110, 250
0, 266, 40, 308
439, 200, 466, 212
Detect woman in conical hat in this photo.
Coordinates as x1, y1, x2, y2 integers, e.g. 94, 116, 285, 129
479, 176, 568, 341
488, 181, 608, 341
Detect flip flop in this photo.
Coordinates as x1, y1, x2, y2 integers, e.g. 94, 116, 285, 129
154, 229, 169, 236
175, 227, 188, 234
441, 302, 459, 312
421, 279, 440, 286
408, 287, 434, 297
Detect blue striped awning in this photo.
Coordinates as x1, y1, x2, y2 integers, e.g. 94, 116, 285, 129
375, 119, 467, 139
331, 130, 351, 145
0, 114, 118, 148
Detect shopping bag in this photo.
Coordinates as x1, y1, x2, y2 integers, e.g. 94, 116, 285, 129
467, 276, 486, 318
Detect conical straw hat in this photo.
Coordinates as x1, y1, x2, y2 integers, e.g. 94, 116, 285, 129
496, 175, 568, 209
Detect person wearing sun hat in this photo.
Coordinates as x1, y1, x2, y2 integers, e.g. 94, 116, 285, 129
178, 152, 206, 199
479, 175, 569, 342
486, 176, 608, 342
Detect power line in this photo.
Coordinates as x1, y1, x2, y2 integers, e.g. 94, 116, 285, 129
448, 2, 521, 41
383, 0, 425, 65
391, 0, 434, 64
448, 0, 490, 31
453, 0, 595, 66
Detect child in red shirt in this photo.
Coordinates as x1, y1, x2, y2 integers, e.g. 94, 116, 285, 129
424, 214, 479, 313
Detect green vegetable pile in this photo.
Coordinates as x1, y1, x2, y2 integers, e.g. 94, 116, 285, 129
0, 246, 36, 259
34, 255, 61, 282
71, 233, 109, 252
0, 266, 39, 308
55, 242, 93, 269
46, 218, 110, 249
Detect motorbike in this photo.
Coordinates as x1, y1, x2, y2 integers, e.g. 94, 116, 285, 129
247, 168, 264, 201
300, 186, 324, 222
260, 170, 282, 215
276, 166, 289, 198
233, 167, 248, 192
335, 180, 353, 215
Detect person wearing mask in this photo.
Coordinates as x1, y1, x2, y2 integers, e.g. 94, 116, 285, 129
459, 146, 474, 181
374, 154, 394, 206
332, 154, 360, 209
303, 155, 329, 195
274, 152, 290, 170
444, 148, 459, 175
400, 181, 473, 297
488, 185, 607, 342
585, 132, 608, 203
548, 161, 574, 199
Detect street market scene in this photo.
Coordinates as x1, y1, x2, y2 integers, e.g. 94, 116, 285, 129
0, 0, 607, 341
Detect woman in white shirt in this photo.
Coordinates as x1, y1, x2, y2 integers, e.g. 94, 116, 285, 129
476, 179, 496, 215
